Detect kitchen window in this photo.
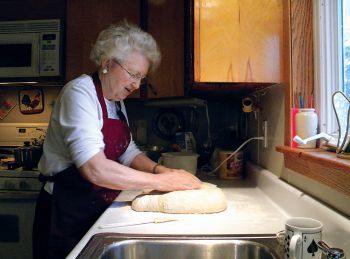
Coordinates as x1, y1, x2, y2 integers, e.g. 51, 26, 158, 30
276, 0, 350, 197
314, 0, 350, 136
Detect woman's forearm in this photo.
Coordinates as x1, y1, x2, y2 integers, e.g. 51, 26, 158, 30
79, 150, 202, 192
79, 151, 157, 190
129, 153, 157, 173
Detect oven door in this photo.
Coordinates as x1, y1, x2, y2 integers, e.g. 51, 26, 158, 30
0, 33, 40, 78
0, 191, 39, 259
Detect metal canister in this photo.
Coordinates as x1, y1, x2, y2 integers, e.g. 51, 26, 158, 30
218, 150, 244, 179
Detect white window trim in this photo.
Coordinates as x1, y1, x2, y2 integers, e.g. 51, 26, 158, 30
313, 0, 342, 134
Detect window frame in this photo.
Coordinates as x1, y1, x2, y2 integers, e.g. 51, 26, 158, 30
313, 0, 342, 135
277, 0, 350, 197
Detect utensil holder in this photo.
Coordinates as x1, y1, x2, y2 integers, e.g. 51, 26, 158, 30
295, 108, 318, 148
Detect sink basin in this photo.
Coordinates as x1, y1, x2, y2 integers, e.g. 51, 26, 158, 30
77, 234, 283, 259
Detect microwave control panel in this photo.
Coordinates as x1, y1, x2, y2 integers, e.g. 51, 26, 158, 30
39, 32, 60, 76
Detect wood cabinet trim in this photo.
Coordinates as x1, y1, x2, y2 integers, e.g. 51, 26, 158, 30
276, 146, 350, 196
277, 1, 350, 198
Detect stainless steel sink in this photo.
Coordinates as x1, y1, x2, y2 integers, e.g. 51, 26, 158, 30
77, 234, 284, 259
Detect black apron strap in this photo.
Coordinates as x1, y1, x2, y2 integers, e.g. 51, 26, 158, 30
38, 165, 76, 182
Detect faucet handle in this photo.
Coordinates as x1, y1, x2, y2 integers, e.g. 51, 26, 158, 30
318, 241, 346, 259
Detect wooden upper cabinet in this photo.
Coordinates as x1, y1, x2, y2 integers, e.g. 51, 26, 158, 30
0, 0, 65, 21
66, 0, 184, 98
147, 0, 184, 98
66, 0, 140, 82
194, 0, 284, 83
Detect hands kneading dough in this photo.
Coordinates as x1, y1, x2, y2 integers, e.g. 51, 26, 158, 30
131, 182, 227, 214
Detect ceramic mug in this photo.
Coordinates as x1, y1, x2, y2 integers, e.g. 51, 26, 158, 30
158, 152, 199, 175
284, 217, 323, 259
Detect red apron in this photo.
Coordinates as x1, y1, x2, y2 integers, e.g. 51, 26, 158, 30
33, 72, 131, 259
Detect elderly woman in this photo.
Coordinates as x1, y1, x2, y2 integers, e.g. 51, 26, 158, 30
33, 20, 201, 259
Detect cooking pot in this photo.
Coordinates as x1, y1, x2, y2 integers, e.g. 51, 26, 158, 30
14, 141, 43, 170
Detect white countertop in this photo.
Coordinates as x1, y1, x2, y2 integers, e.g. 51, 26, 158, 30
67, 163, 350, 258
90, 181, 287, 236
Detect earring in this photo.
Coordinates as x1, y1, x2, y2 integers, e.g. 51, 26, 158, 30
102, 68, 108, 74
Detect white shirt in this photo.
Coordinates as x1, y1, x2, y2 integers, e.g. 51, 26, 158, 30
38, 74, 142, 194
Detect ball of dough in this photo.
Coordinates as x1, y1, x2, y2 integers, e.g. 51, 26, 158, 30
131, 183, 227, 214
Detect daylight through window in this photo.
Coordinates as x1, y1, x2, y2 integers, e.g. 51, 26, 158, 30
343, 0, 350, 96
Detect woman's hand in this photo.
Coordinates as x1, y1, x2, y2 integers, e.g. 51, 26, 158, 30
129, 154, 202, 192
152, 166, 202, 192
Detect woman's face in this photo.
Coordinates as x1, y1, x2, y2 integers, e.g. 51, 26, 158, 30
100, 52, 150, 101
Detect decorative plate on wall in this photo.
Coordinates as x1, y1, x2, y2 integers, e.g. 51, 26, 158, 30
19, 88, 44, 114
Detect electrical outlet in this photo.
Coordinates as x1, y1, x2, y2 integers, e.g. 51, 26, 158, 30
262, 120, 268, 148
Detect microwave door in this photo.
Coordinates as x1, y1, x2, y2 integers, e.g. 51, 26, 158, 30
0, 33, 40, 78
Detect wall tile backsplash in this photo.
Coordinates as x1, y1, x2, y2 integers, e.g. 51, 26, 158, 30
0, 85, 61, 123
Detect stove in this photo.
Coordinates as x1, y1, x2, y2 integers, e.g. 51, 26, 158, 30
0, 123, 47, 146
0, 123, 48, 259
0, 123, 48, 192
0, 123, 48, 171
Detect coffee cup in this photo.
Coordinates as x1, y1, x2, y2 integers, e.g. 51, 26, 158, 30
284, 217, 323, 259
158, 152, 199, 175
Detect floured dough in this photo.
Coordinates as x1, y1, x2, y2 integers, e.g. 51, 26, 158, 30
131, 182, 227, 214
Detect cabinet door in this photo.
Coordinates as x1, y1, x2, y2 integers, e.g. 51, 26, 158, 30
0, 0, 65, 21
194, 0, 283, 83
147, 0, 184, 98
66, 0, 140, 82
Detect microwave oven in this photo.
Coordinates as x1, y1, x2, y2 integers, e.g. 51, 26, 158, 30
0, 19, 62, 81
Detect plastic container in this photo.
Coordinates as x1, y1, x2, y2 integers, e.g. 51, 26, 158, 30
158, 152, 199, 175
295, 108, 318, 148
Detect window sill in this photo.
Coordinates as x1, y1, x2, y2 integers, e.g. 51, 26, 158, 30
276, 146, 350, 196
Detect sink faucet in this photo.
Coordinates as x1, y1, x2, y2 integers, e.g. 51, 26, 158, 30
318, 241, 346, 259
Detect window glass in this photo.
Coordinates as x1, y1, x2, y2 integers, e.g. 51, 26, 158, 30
343, 0, 350, 96
313, 0, 350, 143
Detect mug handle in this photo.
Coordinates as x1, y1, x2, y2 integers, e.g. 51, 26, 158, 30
290, 234, 302, 259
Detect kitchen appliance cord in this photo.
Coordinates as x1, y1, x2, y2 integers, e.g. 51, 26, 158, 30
208, 136, 264, 175
205, 104, 212, 147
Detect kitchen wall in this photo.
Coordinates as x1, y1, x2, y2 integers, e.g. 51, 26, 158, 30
247, 84, 350, 217
0, 86, 61, 123
125, 99, 242, 150
0, 81, 240, 142
4, 75, 349, 218
0, 83, 242, 167
4, 79, 349, 216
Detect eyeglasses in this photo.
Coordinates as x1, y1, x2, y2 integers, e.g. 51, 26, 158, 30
113, 59, 147, 83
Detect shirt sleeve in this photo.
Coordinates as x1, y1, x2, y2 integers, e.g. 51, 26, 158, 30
118, 140, 143, 166
56, 77, 105, 168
